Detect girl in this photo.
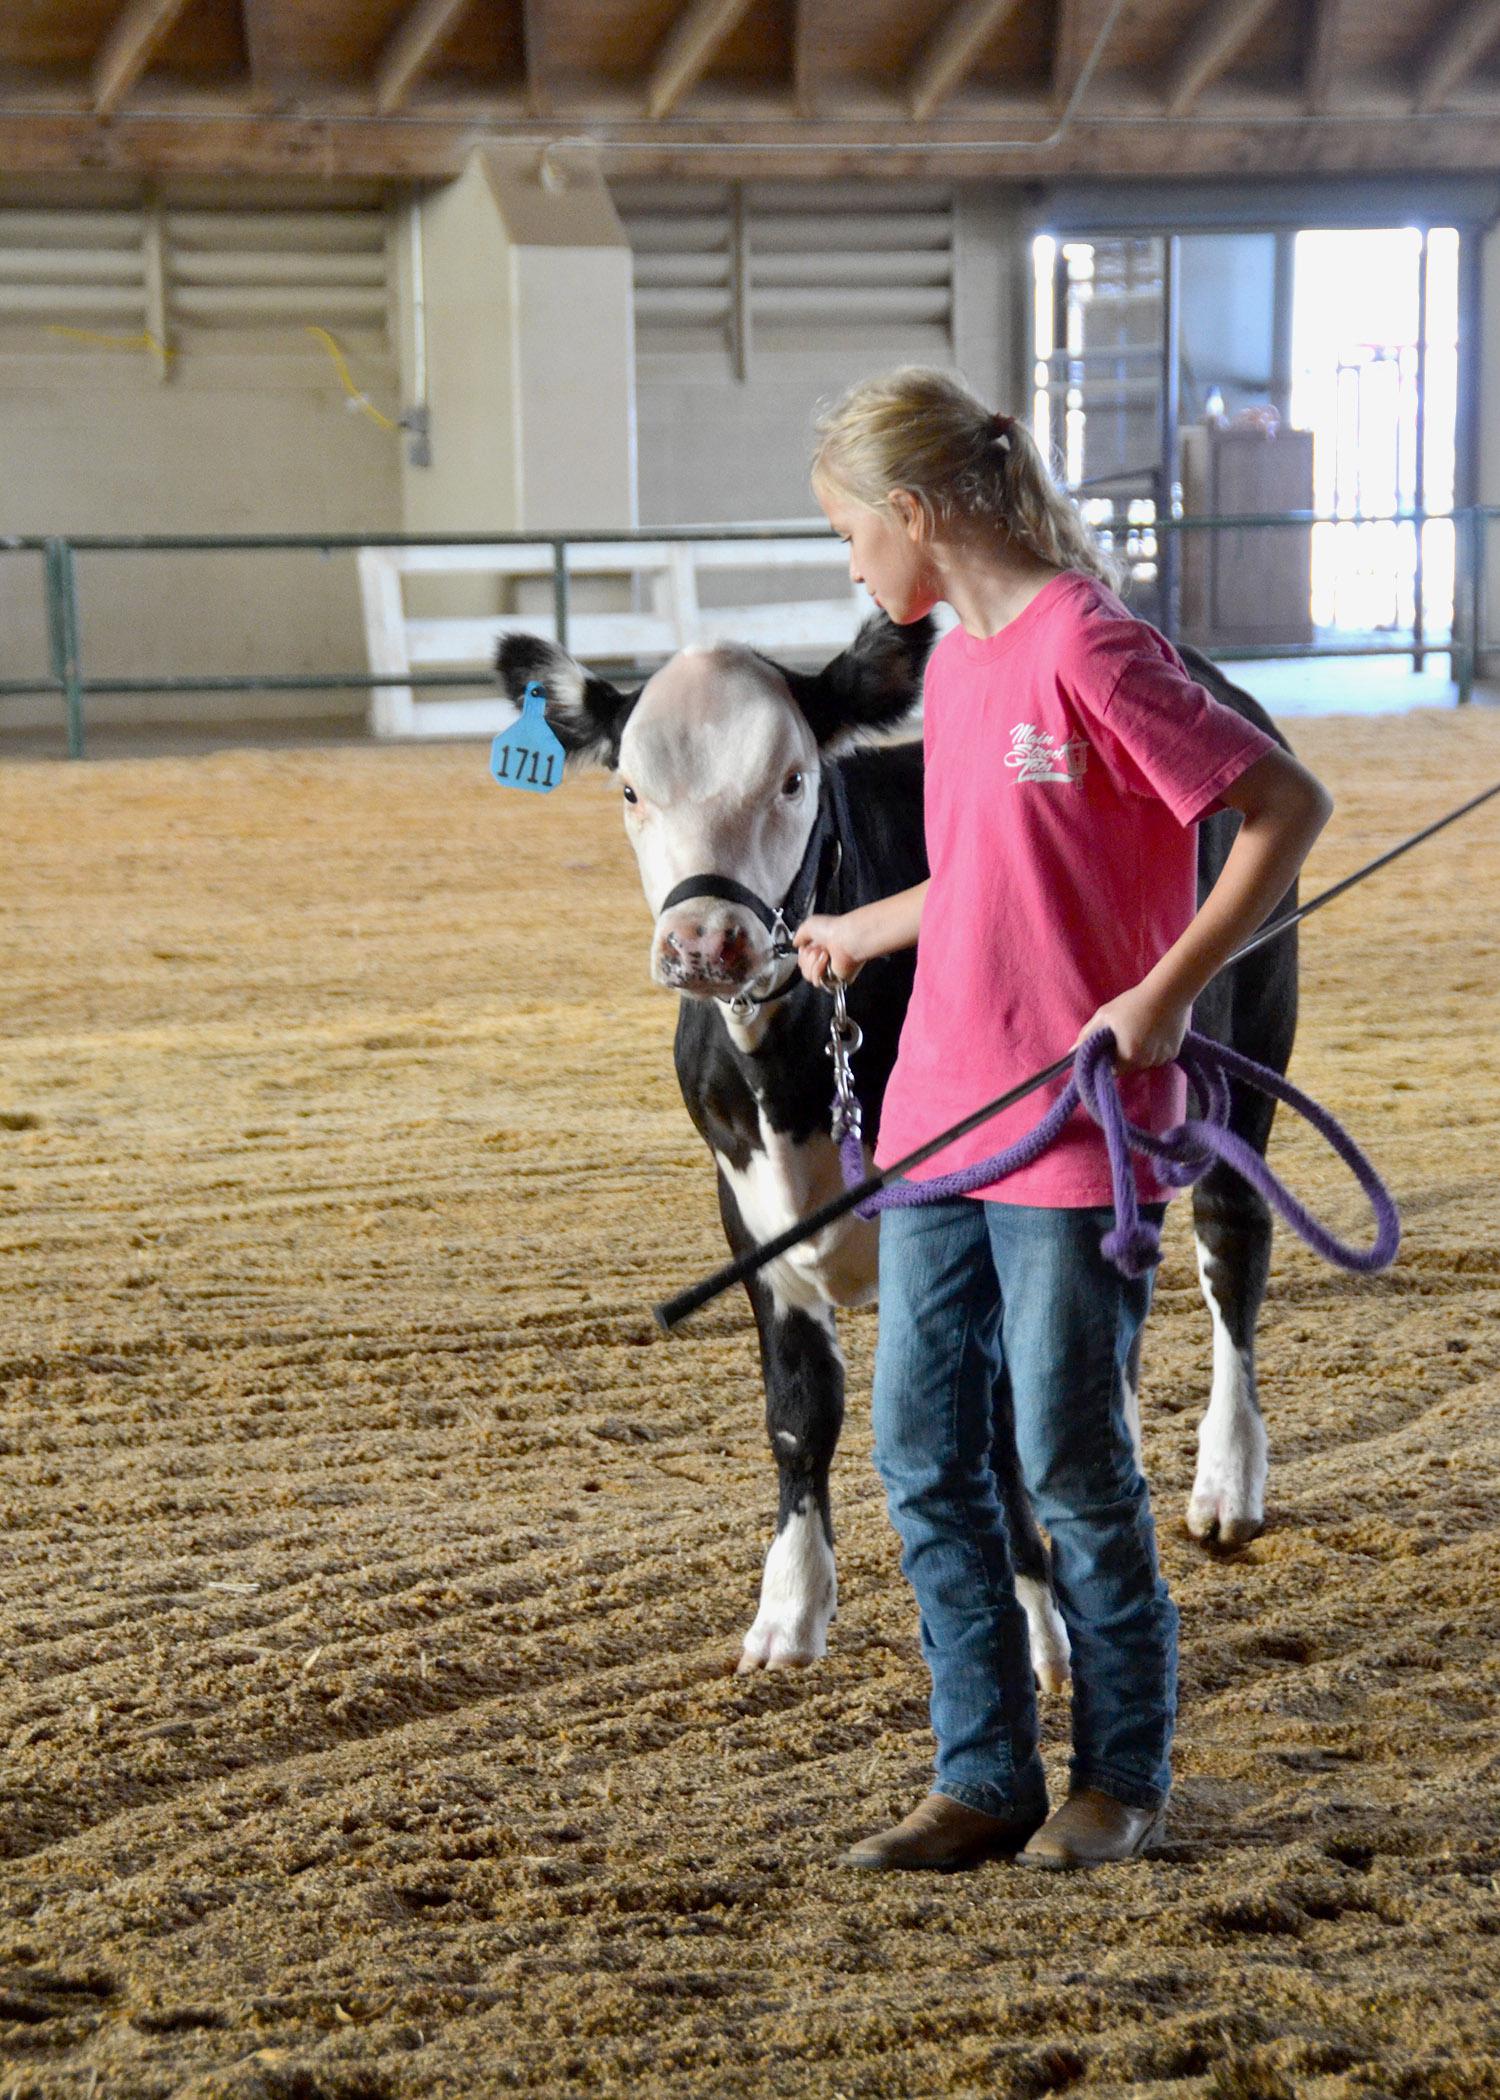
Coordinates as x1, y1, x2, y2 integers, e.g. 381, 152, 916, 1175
794, 368, 1331, 1872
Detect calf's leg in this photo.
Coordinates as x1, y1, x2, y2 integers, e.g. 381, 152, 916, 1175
1188, 1160, 1272, 1546
988, 1366, 1072, 1694
738, 1285, 844, 1670
717, 1174, 843, 1671
1187, 928, 1294, 1547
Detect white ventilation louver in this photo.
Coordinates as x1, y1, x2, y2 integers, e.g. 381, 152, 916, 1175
612, 180, 954, 363
164, 208, 389, 333
0, 202, 391, 346
0, 209, 148, 327
613, 181, 736, 347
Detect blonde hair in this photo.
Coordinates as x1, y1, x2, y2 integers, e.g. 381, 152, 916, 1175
812, 365, 1120, 592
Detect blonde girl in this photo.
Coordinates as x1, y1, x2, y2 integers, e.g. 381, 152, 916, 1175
795, 368, 1330, 1871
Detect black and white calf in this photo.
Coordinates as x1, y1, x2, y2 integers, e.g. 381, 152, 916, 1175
498, 618, 1297, 1679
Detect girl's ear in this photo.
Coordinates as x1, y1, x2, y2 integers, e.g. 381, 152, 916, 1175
887, 488, 929, 543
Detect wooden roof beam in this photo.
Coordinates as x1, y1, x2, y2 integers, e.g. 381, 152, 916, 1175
791, 0, 815, 115
647, 0, 756, 120
92, 0, 197, 115
911, 0, 1027, 121
1304, 0, 1342, 113
1415, 0, 1500, 112
240, 0, 294, 105
520, 0, 550, 113
1050, 0, 1089, 110
376, 0, 475, 113
1163, 0, 1279, 116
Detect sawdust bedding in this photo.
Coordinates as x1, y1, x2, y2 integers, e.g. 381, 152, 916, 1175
1, 706, 1498, 2099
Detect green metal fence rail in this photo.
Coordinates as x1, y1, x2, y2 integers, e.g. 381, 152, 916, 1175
2, 510, 1491, 759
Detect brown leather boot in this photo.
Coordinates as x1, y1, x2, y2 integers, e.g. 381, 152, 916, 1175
1017, 1787, 1166, 1870
840, 1793, 1048, 1872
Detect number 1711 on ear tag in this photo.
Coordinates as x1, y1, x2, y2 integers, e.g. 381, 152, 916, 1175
490, 681, 565, 794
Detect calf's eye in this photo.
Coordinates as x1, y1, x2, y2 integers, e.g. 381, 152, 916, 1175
782, 771, 803, 798
622, 784, 639, 805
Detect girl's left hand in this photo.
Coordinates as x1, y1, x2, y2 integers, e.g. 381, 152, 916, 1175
1076, 984, 1191, 1071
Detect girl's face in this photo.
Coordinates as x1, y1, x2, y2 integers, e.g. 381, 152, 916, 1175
815, 473, 938, 627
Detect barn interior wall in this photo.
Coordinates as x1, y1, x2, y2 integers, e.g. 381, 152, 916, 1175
6, 164, 1496, 735
398, 151, 635, 543
632, 187, 1032, 536
0, 349, 403, 730
393, 149, 636, 641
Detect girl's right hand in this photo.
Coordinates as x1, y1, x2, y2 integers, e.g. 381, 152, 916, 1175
793, 911, 866, 987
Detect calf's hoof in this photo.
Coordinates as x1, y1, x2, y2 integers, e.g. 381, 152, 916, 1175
1188, 1409, 1267, 1547
734, 1626, 822, 1673
1186, 1491, 1264, 1548
737, 1504, 836, 1672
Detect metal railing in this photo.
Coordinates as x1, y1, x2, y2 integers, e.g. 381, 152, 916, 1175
1, 510, 1492, 758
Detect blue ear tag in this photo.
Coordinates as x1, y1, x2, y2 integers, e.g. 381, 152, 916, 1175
490, 681, 565, 794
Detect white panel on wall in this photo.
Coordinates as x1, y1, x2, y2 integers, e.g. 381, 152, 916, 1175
0, 209, 147, 329
611, 179, 955, 370
165, 207, 390, 341
0, 201, 392, 352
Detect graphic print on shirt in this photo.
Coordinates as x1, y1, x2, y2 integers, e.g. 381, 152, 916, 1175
1004, 721, 1089, 787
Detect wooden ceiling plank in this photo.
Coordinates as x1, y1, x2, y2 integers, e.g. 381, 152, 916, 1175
1304, 0, 1342, 113
92, 0, 198, 115
648, 0, 757, 121
1050, 0, 1089, 109
912, 0, 1027, 121
1415, 0, 1500, 112
1163, 0, 1279, 117
792, 0, 814, 116
521, 0, 550, 114
240, 0, 288, 104
376, 0, 476, 113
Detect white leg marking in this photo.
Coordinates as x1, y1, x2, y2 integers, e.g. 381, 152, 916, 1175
737, 1500, 838, 1673
1015, 1571, 1072, 1696
1122, 1368, 1143, 1475
1188, 1231, 1267, 1545
714, 1119, 878, 1314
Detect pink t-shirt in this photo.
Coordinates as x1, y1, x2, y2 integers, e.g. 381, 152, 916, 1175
873, 570, 1276, 1206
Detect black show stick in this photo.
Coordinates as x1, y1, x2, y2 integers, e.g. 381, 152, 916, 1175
653, 779, 1500, 1334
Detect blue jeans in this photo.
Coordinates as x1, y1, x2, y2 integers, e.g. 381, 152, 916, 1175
871, 1197, 1178, 1816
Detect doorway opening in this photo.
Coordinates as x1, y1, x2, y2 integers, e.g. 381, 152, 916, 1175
1031, 224, 1460, 674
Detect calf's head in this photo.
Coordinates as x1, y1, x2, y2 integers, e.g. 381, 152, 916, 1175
497, 617, 930, 1001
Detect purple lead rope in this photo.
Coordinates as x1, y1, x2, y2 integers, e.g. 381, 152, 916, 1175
838, 1027, 1401, 1280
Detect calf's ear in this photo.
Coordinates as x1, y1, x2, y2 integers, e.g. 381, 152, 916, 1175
495, 634, 641, 770
769, 614, 935, 748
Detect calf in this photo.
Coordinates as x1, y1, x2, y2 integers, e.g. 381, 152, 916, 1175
497, 617, 1296, 1679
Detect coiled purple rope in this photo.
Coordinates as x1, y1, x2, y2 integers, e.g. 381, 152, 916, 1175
838, 1028, 1401, 1280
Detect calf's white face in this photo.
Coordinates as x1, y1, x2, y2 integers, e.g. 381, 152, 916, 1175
617, 645, 820, 1000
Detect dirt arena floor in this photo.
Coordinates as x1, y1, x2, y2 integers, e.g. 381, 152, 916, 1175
2, 704, 1498, 2100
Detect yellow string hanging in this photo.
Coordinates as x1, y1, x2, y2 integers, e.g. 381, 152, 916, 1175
41, 321, 398, 436
304, 325, 399, 432
46, 325, 174, 360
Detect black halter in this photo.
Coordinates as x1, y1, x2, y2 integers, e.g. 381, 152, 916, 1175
657, 770, 847, 1011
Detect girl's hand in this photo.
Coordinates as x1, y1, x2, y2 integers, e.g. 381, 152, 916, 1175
1077, 984, 1191, 1071
794, 911, 866, 987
